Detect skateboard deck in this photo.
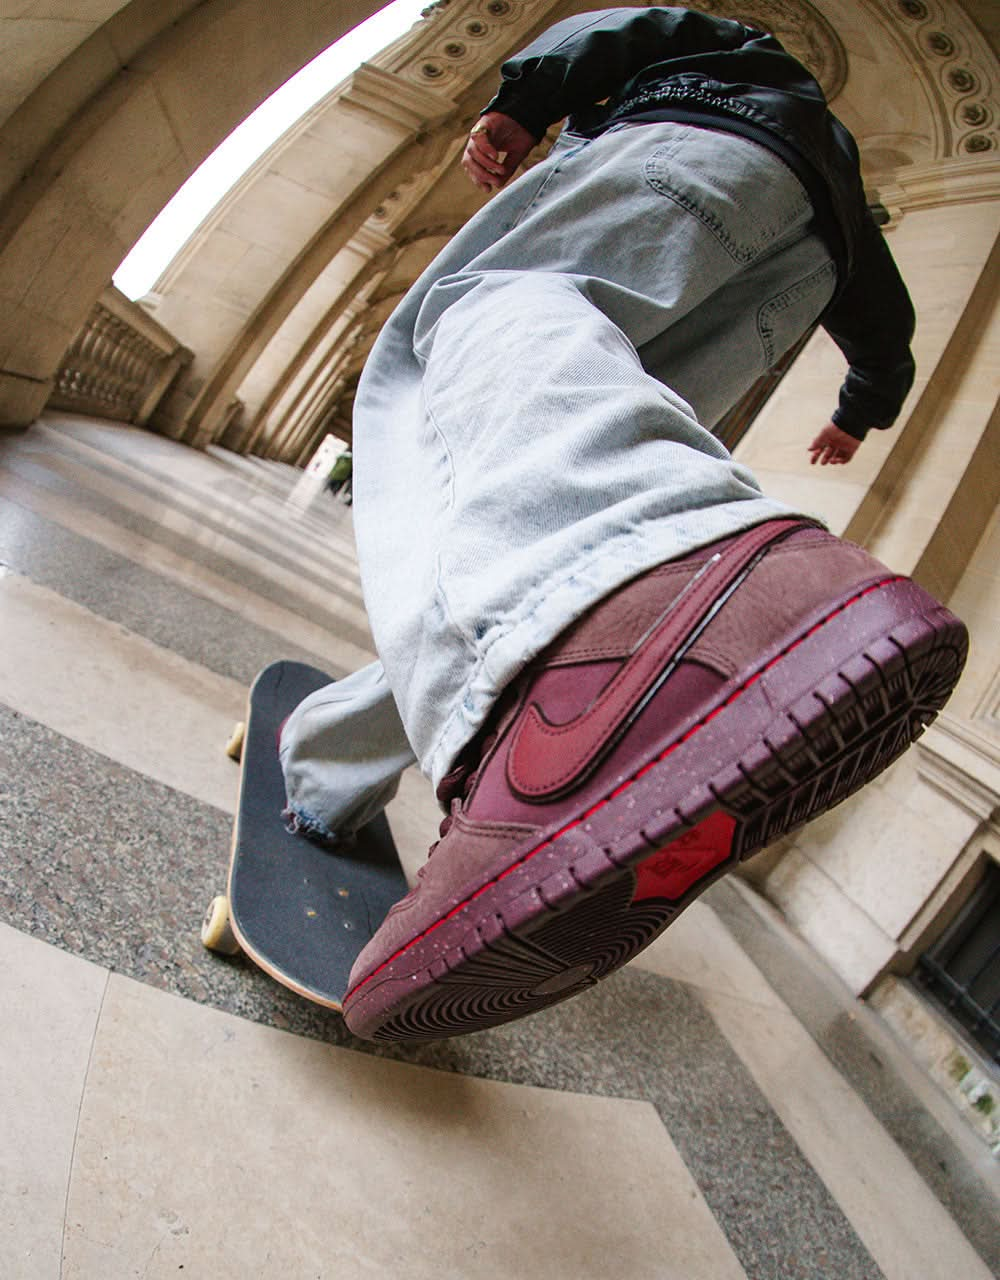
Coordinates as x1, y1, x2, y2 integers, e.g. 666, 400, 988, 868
202, 661, 408, 1010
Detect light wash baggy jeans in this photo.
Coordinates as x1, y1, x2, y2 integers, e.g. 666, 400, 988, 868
280, 121, 839, 842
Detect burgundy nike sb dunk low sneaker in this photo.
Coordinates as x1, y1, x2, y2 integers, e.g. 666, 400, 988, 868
342, 518, 967, 1043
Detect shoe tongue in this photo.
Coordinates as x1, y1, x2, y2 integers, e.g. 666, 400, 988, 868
435, 763, 468, 810
436, 685, 524, 810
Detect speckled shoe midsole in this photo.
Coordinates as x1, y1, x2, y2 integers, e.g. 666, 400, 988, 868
343, 576, 966, 1042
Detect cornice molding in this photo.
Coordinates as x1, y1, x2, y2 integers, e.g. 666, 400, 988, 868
388, 0, 850, 102
915, 714, 1000, 823
370, 154, 460, 229
341, 63, 454, 129
348, 224, 397, 259
875, 152, 1000, 214
386, 0, 552, 96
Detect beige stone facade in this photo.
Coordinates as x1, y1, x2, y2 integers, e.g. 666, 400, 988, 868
2, 1, 998, 1122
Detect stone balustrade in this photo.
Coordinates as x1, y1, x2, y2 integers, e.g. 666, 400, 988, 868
48, 287, 192, 427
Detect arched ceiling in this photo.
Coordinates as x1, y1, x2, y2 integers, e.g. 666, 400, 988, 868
238, 0, 998, 457
6, 0, 994, 446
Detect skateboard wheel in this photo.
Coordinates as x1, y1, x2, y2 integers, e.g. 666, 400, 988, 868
201, 895, 241, 956
226, 721, 246, 761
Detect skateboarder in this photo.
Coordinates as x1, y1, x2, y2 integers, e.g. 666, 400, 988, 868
278, 8, 966, 1041
325, 448, 353, 499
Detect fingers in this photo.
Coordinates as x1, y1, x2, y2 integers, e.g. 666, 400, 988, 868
461, 113, 535, 191
461, 153, 495, 192
808, 442, 852, 465
808, 424, 860, 465
470, 130, 505, 171
462, 130, 509, 191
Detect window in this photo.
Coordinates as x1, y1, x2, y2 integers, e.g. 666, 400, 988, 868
917, 860, 1000, 1064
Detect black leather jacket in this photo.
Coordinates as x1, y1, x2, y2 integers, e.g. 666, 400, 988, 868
483, 6, 915, 439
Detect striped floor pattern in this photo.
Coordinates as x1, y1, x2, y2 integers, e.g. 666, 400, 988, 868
2, 414, 997, 1279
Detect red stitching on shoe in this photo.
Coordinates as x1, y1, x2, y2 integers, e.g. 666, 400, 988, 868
346, 576, 904, 1002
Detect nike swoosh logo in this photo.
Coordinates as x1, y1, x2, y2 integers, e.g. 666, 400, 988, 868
506, 519, 810, 800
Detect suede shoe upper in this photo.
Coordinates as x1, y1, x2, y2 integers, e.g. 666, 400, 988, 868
346, 520, 895, 993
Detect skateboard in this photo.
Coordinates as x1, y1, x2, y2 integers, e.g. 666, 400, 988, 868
201, 661, 408, 1010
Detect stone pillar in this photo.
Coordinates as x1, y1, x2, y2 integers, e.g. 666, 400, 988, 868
239, 232, 398, 458
734, 162, 1000, 541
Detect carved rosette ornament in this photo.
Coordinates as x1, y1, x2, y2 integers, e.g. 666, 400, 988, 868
394, 0, 527, 92
372, 175, 420, 225
369, 169, 452, 230
385, 0, 1000, 161
890, 0, 997, 156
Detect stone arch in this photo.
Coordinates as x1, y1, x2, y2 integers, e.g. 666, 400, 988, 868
876, 0, 999, 160
3, 0, 997, 437
227, 0, 996, 461
0, 0, 389, 428
138, 0, 567, 448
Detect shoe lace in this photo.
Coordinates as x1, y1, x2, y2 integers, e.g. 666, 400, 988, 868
428, 730, 499, 853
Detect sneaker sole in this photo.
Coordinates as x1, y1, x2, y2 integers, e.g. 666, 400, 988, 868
343, 578, 967, 1042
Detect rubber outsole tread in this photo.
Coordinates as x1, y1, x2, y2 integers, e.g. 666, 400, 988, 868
353, 602, 967, 1043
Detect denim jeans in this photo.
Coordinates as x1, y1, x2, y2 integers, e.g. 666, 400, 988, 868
280, 121, 837, 841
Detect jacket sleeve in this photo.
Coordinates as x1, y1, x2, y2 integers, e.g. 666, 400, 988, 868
822, 215, 916, 440
481, 6, 750, 139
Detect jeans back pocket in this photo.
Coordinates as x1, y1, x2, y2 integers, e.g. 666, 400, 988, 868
644, 127, 813, 264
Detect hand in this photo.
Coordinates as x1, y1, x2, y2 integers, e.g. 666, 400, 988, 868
809, 423, 861, 466
461, 112, 536, 192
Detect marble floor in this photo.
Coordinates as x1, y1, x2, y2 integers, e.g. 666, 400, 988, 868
2, 414, 997, 1279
